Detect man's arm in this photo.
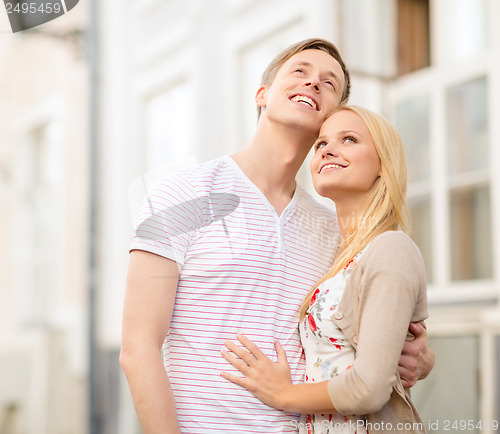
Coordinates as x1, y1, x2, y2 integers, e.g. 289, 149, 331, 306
398, 322, 435, 388
120, 250, 181, 434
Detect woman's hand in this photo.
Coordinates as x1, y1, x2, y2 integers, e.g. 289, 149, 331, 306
220, 334, 293, 410
221, 334, 336, 414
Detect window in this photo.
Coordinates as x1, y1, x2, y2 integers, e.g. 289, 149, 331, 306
390, 0, 495, 287
408, 196, 433, 281
397, 95, 431, 184
143, 82, 194, 172
447, 78, 489, 176
396, 95, 433, 281
436, 0, 488, 64
397, 0, 430, 75
412, 336, 480, 428
18, 123, 61, 324
450, 186, 492, 280
446, 77, 492, 281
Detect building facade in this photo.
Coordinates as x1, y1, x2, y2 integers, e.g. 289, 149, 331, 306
0, 2, 90, 433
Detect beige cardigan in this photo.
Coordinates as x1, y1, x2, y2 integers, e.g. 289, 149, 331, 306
327, 231, 428, 433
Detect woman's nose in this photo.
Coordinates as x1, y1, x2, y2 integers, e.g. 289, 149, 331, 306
321, 144, 338, 158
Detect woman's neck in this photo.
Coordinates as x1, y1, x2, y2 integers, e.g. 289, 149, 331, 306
335, 200, 364, 242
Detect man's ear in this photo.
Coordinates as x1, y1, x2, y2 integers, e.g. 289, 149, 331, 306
255, 85, 267, 108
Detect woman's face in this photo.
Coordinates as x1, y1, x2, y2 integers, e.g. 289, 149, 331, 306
310, 110, 381, 203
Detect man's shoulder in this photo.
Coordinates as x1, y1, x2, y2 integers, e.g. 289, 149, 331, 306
151, 155, 233, 190
165, 155, 232, 180
130, 156, 234, 213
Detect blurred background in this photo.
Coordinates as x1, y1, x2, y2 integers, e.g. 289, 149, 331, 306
0, 0, 499, 433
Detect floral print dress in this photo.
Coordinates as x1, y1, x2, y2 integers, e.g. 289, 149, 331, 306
298, 250, 368, 434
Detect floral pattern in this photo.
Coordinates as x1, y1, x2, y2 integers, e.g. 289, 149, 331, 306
298, 250, 368, 434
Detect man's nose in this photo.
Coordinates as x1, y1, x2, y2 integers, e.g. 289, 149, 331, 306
305, 79, 320, 92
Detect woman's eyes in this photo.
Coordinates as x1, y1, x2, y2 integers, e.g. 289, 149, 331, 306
315, 137, 356, 150
314, 141, 327, 151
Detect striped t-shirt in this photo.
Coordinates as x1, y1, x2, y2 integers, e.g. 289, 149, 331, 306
130, 155, 340, 433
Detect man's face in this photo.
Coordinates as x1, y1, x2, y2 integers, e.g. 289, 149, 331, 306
256, 49, 346, 136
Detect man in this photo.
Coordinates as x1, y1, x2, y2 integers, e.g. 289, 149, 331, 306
120, 39, 434, 433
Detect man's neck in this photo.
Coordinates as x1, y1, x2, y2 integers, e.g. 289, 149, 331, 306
232, 119, 317, 215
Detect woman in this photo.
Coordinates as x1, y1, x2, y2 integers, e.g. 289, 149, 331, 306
220, 106, 428, 433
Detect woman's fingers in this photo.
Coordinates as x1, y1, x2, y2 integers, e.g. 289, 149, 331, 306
236, 334, 267, 360
274, 340, 289, 367
224, 334, 268, 364
221, 349, 251, 375
223, 339, 255, 366
220, 336, 294, 408
220, 370, 251, 389
222, 335, 284, 379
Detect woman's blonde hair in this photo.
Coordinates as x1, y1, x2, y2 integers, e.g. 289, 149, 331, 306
299, 105, 410, 320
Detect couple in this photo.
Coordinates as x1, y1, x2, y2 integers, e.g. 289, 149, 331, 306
120, 39, 434, 433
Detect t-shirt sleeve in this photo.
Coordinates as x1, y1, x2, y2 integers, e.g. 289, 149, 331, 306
129, 172, 208, 265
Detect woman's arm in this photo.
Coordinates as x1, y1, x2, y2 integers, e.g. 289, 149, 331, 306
221, 326, 431, 414
327, 232, 428, 414
220, 326, 430, 415
221, 334, 337, 414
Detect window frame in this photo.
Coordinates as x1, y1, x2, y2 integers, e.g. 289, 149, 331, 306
386, 2, 500, 304
12, 97, 64, 325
